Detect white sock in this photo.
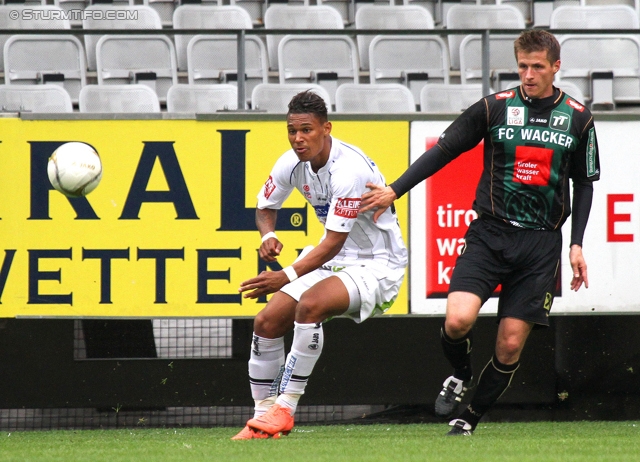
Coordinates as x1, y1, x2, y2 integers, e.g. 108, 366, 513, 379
254, 396, 277, 418
248, 334, 285, 417
278, 322, 324, 414
276, 393, 301, 413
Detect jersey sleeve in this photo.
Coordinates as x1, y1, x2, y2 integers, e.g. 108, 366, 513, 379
570, 118, 600, 183
324, 165, 367, 234
436, 98, 489, 155
256, 153, 297, 210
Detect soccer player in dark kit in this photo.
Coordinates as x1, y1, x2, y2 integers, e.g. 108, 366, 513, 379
360, 29, 600, 436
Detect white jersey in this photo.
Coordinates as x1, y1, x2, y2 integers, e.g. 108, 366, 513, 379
257, 136, 408, 270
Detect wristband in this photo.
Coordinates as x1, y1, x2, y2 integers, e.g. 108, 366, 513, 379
261, 231, 278, 243
282, 266, 298, 282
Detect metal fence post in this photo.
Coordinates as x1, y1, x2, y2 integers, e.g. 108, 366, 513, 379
482, 29, 491, 97
237, 29, 246, 110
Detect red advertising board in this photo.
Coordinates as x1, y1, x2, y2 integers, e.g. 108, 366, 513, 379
425, 137, 483, 298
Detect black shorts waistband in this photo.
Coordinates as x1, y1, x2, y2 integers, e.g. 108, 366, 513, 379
478, 212, 512, 227
478, 212, 550, 231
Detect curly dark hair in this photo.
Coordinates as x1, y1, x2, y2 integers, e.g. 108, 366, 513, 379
514, 29, 560, 64
287, 90, 329, 123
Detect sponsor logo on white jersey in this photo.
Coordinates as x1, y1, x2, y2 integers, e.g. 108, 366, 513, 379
263, 176, 275, 199
334, 197, 360, 219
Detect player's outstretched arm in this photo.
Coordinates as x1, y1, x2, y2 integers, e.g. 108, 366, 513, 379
256, 207, 283, 262
360, 183, 397, 223
569, 244, 589, 291
239, 230, 348, 299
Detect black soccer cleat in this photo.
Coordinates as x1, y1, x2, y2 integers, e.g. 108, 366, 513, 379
435, 376, 471, 418
446, 419, 473, 436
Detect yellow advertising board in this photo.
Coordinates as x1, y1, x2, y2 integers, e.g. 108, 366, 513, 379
0, 118, 409, 318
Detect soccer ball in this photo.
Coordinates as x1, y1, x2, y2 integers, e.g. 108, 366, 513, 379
47, 142, 103, 198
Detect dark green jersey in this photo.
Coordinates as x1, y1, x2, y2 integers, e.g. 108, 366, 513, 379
436, 86, 600, 230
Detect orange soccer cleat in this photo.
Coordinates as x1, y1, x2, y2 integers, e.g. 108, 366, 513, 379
231, 424, 270, 440
247, 404, 295, 437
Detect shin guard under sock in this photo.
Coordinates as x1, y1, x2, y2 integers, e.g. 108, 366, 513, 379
441, 324, 473, 382
249, 334, 285, 416
277, 322, 324, 414
460, 354, 520, 429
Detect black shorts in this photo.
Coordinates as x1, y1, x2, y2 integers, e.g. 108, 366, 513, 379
448, 216, 562, 326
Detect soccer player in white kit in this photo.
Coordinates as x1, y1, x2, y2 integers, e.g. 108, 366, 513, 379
232, 91, 407, 440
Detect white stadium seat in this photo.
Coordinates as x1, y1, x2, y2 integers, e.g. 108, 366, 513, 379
0, 84, 72, 113
355, 5, 434, 71
369, 35, 449, 105
420, 83, 484, 113
445, 4, 525, 70
187, 34, 268, 105
335, 83, 416, 113
79, 84, 161, 113
173, 5, 253, 71
4, 34, 87, 104
95, 34, 178, 104
264, 5, 343, 71
83, 5, 162, 71
251, 83, 332, 113
166, 83, 238, 113
278, 34, 358, 106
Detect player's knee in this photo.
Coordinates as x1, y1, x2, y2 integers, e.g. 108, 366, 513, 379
444, 316, 473, 339
295, 295, 326, 324
254, 311, 287, 338
496, 338, 523, 364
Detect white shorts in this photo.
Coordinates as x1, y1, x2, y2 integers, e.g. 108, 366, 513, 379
280, 261, 405, 323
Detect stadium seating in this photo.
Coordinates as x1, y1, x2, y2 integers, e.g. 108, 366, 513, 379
250, 83, 332, 113
166, 83, 237, 113
53, 0, 92, 28
79, 84, 161, 113
432, 0, 532, 26
445, 4, 526, 70
401, 0, 439, 23
419, 83, 484, 113
173, 5, 253, 71
354, 5, 434, 71
554, 79, 587, 105
144, 0, 176, 27
458, 34, 520, 91
335, 83, 416, 113
83, 5, 163, 71
264, 5, 344, 71
186, 34, 268, 105
369, 35, 449, 105
549, 4, 639, 29
230, 0, 264, 26
0, 84, 73, 113
277, 34, 358, 105
557, 34, 640, 107
581, 0, 637, 5
95, 34, 178, 103
316, 0, 351, 25
0, 5, 70, 72
3, 34, 87, 104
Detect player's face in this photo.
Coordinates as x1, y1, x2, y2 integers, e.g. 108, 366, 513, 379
287, 113, 332, 168
517, 50, 560, 99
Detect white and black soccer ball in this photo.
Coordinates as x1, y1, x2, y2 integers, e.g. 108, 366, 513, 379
47, 142, 103, 198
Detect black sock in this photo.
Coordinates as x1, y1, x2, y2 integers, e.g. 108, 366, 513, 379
459, 354, 520, 429
440, 324, 473, 382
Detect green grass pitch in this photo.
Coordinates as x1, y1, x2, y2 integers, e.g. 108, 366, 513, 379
2, 421, 640, 461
